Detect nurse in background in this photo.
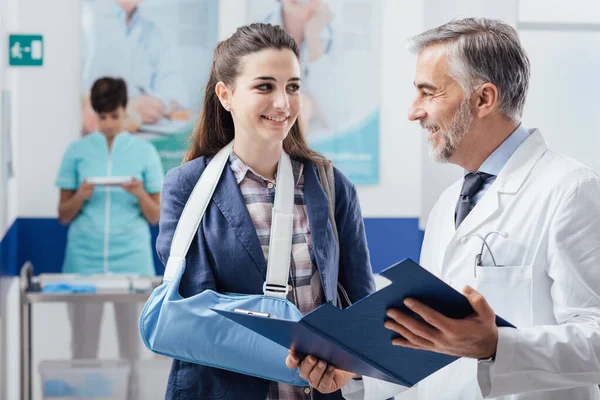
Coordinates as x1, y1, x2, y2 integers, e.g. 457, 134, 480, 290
82, 0, 189, 133
56, 77, 163, 363
264, 0, 378, 141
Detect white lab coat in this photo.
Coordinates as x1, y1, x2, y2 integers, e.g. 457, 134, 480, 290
82, 2, 189, 108
343, 129, 600, 400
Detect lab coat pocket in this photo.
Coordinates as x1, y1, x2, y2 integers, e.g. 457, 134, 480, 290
476, 265, 533, 328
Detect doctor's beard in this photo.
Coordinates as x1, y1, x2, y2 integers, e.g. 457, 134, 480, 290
423, 95, 473, 163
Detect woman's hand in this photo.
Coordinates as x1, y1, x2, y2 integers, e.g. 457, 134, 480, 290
121, 179, 161, 225
75, 182, 95, 201
121, 179, 146, 198
286, 351, 358, 394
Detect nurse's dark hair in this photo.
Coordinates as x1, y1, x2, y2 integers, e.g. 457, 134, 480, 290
90, 77, 128, 114
184, 23, 326, 165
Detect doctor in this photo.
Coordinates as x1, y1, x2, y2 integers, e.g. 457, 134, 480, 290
264, 0, 378, 140
82, 0, 189, 132
287, 17, 600, 399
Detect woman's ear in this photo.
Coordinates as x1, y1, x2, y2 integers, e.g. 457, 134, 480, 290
215, 82, 231, 111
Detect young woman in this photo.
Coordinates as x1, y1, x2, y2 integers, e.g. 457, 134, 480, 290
157, 23, 375, 399
56, 77, 164, 361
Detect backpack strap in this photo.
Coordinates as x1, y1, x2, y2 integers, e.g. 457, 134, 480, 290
316, 162, 352, 308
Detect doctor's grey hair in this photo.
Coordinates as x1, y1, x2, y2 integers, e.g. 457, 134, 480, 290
408, 18, 530, 121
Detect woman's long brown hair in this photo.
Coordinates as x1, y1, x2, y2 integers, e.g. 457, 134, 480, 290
183, 23, 326, 166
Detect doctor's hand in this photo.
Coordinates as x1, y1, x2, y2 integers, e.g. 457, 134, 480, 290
286, 351, 358, 394
305, 1, 333, 37
129, 95, 166, 124
304, 1, 333, 61
299, 92, 313, 133
385, 286, 498, 360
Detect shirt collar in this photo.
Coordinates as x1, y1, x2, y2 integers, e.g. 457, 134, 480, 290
229, 152, 303, 186
114, 4, 141, 32
473, 123, 530, 177
91, 130, 129, 145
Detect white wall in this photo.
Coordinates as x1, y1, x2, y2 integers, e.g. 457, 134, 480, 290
1, 280, 22, 400
1, 0, 22, 398
15, 0, 81, 219
2, 0, 19, 232
519, 0, 600, 24
518, 2, 600, 174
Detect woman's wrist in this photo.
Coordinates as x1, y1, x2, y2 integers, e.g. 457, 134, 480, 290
135, 189, 149, 201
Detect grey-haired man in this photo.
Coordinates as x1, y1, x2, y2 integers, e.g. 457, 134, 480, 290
287, 17, 600, 400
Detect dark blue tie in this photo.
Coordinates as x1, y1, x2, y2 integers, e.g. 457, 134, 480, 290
455, 172, 494, 229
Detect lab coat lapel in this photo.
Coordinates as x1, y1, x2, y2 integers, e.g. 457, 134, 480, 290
495, 129, 548, 195
454, 129, 548, 238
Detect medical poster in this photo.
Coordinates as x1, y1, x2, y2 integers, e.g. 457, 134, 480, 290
247, 0, 382, 184
81, 0, 219, 173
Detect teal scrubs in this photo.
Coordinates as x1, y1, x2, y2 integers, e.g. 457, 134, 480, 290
56, 131, 164, 275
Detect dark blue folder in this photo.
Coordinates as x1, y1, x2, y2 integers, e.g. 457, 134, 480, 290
215, 259, 514, 387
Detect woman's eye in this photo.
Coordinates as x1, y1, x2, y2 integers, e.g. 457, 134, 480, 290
287, 84, 300, 92
256, 83, 272, 91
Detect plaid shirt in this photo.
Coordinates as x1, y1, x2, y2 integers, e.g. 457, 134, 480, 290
229, 153, 324, 399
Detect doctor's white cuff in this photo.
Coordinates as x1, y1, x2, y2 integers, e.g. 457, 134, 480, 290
341, 379, 365, 400
477, 355, 496, 398
342, 376, 409, 400
477, 327, 515, 398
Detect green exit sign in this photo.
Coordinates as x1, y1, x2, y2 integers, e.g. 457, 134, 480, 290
8, 34, 43, 66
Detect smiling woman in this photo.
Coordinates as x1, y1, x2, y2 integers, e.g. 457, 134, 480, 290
184, 23, 325, 174
155, 23, 376, 400
213, 48, 303, 177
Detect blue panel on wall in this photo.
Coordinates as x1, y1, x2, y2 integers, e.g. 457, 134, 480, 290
1, 218, 423, 276
364, 218, 424, 273
0, 220, 19, 276
17, 218, 68, 275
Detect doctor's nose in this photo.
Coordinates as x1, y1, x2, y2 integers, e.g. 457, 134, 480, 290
408, 103, 427, 122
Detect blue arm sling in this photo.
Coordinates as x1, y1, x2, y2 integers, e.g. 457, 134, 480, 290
139, 141, 309, 385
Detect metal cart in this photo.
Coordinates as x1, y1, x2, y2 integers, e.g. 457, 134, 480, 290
19, 262, 162, 400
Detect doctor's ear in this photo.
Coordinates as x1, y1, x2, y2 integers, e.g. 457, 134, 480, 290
215, 81, 232, 111
473, 82, 499, 119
